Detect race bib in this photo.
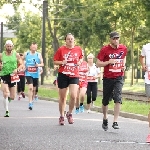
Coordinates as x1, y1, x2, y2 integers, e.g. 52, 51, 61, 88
11, 74, 20, 83
62, 63, 78, 76
87, 76, 94, 80
27, 66, 37, 73
109, 59, 124, 72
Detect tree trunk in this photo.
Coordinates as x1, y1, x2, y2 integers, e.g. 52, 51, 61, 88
130, 27, 135, 86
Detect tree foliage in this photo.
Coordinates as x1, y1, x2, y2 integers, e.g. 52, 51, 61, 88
2, 0, 150, 84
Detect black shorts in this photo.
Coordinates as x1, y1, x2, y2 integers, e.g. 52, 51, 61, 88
1, 74, 16, 88
57, 72, 79, 89
102, 76, 124, 106
26, 76, 39, 87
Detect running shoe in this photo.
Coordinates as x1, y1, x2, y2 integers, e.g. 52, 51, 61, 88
34, 95, 38, 101
79, 105, 84, 113
102, 119, 108, 131
66, 112, 74, 124
75, 108, 79, 114
29, 103, 33, 110
146, 134, 150, 143
21, 92, 25, 98
59, 116, 65, 125
4, 111, 9, 117
112, 122, 120, 129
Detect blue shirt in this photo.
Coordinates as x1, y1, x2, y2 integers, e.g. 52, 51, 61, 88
25, 52, 40, 78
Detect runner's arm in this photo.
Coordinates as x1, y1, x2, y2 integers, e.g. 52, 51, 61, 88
37, 53, 44, 67
54, 60, 66, 65
139, 55, 146, 71
96, 59, 110, 67
16, 53, 23, 71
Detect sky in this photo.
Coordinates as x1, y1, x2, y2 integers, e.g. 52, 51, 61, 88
0, 0, 42, 23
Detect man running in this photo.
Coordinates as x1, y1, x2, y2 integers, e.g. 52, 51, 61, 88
96, 31, 127, 130
0, 40, 22, 117
140, 42, 150, 143
23, 42, 44, 110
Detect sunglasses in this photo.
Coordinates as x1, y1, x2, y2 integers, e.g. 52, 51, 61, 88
112, 37, 119, 40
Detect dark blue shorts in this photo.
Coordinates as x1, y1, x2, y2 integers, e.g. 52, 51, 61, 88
102, 76, 124, 106
1, 74, 16, 88
26, 76, 38, 87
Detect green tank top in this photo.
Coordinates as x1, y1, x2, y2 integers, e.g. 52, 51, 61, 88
0, 51, 17, 76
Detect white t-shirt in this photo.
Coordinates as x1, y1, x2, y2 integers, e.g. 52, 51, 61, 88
87, 63, 100, 82
141, 43, 150, 84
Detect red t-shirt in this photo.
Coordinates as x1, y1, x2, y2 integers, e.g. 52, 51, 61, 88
53, 45, 83, 77
79, 61, 88, 82
97, 44, 127, 78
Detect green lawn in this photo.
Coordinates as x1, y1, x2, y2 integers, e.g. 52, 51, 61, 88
44, 77, 145, 92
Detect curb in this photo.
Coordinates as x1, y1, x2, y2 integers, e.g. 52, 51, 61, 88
37, 96, 148, 122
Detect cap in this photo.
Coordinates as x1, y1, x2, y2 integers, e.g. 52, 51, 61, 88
5, 40, 14, 46
110, 31, 120, 38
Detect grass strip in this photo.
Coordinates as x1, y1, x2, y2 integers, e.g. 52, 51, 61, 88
25, 86, 149, 116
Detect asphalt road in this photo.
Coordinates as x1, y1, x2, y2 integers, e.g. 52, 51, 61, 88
0, 91, 150, 150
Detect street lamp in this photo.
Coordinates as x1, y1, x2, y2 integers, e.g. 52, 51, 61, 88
0, 22, 3, 53
41, 0, 48, 85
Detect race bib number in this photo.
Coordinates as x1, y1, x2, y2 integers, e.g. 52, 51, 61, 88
11, 74, 20, 83
27, 67, 37, 73
109, 59, 124, 72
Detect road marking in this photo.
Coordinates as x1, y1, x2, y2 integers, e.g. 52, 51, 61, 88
94, 140, 150, 145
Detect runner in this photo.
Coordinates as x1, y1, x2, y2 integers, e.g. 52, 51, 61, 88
0, 40, 22, 117
140, 43, 150, 143
23, 42, 44, 110
75, 51, 89, 114
86, 53, 101, 113
17, 53, 26, 100
96, 31, 127, 130
53, 33, 83, 125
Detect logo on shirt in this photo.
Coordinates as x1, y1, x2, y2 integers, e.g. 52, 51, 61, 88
109, 51, 124, 59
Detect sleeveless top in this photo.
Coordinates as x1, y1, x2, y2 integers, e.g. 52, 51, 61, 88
0, 51, 17, 76
25, 51, 40, 78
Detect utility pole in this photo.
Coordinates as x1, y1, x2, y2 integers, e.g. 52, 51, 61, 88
0, 22, 3, 53
41, 0, 48, 85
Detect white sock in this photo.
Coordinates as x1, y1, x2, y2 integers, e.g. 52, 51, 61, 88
3, 97, 9, 111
